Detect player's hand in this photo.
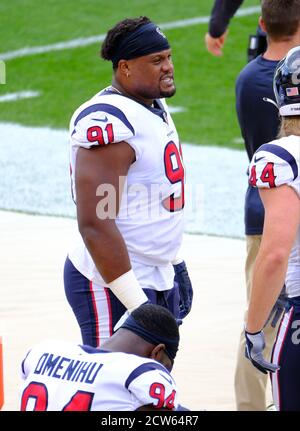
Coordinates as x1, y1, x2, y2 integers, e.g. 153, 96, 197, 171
173, 261, 193, 319
245, 329, 280, 374
205, 31, 228, 56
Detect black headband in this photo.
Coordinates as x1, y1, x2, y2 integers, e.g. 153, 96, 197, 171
121, 314, 179, 360
111, 22, 170, 68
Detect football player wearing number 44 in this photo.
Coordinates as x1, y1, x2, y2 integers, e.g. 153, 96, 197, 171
64, 16, 193, 348
245, 46, 300, 411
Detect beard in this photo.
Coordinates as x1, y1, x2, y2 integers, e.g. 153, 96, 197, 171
131, 81, 176, 102
159, 86, 176, 98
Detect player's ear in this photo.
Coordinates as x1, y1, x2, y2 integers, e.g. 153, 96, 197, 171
150, 343, 165, 361
259, 16, 266, 33
118, 60, 130, 78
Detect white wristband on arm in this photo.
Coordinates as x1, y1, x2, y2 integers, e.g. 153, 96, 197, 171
107, 269, 148, 313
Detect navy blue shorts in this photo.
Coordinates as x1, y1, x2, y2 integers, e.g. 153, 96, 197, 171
64, 257, 180, 347
271, 297, 300, 411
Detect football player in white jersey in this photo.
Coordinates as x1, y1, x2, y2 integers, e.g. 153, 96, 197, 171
64, 17, 193, 347
20, 304, 182, 411
245, 46, 300, 411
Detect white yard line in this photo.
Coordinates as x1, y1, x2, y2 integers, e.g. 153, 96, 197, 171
232, 137, 244, 145
168, 106, 186, 114
0, 7, 260, 61
0, 90, 40, 102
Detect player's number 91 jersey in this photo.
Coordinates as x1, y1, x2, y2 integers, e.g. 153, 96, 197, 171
69, 89, 184, 270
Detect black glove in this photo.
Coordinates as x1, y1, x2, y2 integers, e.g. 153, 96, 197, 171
245, 329, 280, 374
173, 261, 193, 319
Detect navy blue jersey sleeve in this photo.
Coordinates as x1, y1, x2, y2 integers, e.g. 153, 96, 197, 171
209, 0, 244, 38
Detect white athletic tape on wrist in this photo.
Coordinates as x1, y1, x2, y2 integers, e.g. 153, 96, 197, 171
107, 269, 148, 312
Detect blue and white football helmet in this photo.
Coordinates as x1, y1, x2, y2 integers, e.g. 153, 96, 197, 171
273, 45, 300, 116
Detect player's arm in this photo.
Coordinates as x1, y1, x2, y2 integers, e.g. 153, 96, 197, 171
205, 0, 244, 56
75, 142, 148, 309
76, 142, 133, 283
246, 185, 299, 333
209, 0, 244, 37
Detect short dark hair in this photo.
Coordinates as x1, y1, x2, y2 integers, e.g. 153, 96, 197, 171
101, 16, 151, 68
131, 303, 179, 341
261, 0, 300, 40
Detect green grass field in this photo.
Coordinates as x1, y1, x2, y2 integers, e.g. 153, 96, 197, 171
0, 0, 260, 149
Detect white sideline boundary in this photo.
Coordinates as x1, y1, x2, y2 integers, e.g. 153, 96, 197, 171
0, 91, 40, 103
0, 7, 260, 61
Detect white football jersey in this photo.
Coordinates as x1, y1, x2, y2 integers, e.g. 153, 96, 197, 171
19, 339, 178, 411
249, 135, 300, 297
68, 88, 184, 289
